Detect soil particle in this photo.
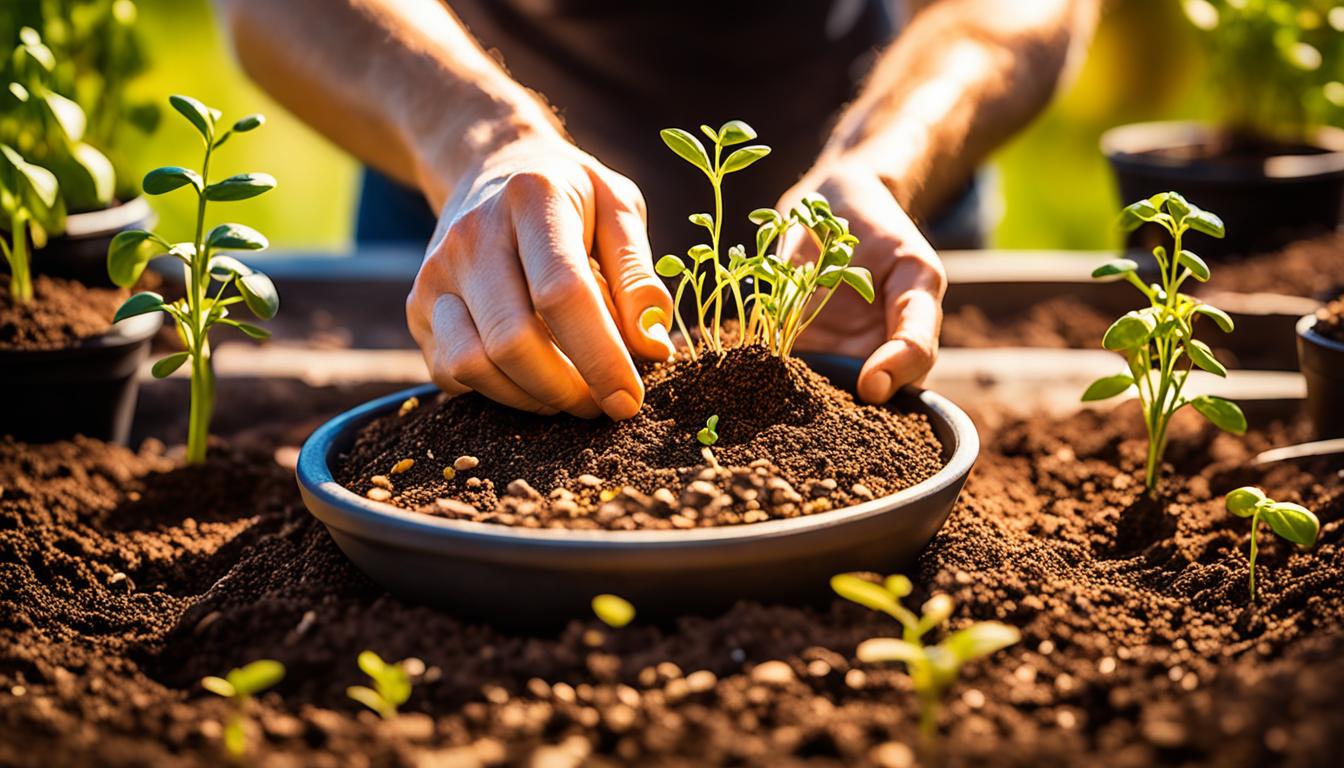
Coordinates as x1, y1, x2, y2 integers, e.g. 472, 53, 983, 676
1311, 294, 1344, 344
0, 274, 122, 350
336, 346, 944, 530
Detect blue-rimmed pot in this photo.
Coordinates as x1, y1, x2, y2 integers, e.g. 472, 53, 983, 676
1297, 313, 1344, 438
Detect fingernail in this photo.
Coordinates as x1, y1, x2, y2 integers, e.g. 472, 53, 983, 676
600, 390, 640, 420
646, 322, 674, 357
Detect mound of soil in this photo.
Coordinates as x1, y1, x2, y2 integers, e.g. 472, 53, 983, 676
2, 393, 1342, 766
0, 274, 123, 350
1311, 294, 1344, 344
1209, 231, 1344, 300
337, 346, 944, 530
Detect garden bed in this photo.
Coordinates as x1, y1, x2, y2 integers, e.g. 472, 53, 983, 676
2, 389, 1340, 767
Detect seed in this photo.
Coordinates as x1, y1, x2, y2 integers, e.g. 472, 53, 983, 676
442, 466, 456, 480
454, 455, 479, 471
370, 475, 392, 489
507, 478, 539, 499
391, 458, 415, 474
367, 487, 392, 501
599, 488, 618, 502
398, 396, 420, 416
577, 473, 603, 488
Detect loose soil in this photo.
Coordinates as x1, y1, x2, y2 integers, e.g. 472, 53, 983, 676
2, 388, 1342, 766
0, 274, 122, 350
1311, 294, 1344, 344
336, 346, 944, 530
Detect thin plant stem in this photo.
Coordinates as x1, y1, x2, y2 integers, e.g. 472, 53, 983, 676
8, 210, 31, 302
185, 139, 213, 464
1248, 510, 1260, 600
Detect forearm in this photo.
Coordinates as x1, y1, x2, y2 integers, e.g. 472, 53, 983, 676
821, 0, 1099, 220
214, 0, 560, 209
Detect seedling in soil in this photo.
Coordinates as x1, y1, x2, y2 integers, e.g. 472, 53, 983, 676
592, 593, 635, 628
832, 573, 1020, 746
697, 415, 720, 446
656, 120, 873, 358
346, 650, 413, 720
0, 144, 57, 303
200, 659, 285, 761
1225, 486, 1319, 601
1083, 191, 1246, 492
106, 94, 278, 464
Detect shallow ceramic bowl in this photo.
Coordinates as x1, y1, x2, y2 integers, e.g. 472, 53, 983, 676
297, 354, 978, 624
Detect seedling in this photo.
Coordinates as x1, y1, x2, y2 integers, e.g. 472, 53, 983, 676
592, 593, 635, 628
832, 573, 1019, 746
106, 95, 278, 464
0, 144, 57, 302
655, 121, 873, 358
1082, 192, 1246, 492
697, 415, 719, 446
346, 650, 413, 720
1225, 486, 1319, 601
200, 659, 285, 762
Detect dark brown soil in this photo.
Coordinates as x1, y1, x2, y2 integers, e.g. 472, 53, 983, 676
1209, 231, 1344, 300
0, 274, 122, 350
1311, 295, 1344, 344
336, 346, 944, 530
2, 390, 1342, 766
941, 296, 1109, 350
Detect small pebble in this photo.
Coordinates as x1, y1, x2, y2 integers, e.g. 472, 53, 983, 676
851, 483, 874, 500
370, 475, 392, 489
435, 498, 477, 516
871, 741, 915, 768
507, 478, 539, 498
685, 670, 717, 693
577, 473, 603, 487
750, 660, 795, 686
454, 455, 480, 471
367, 487, 392, 502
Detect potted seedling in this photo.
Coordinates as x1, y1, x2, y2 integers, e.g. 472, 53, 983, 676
1224, 487, 1319, 601
1, 5, 156, 286
295, 119, 979, 624
107, 94, 279, 464
1101, 0, 1344, 258
200, 659, 285, 762
1296, 294, 1344, 437
1082, 192, 1246, 492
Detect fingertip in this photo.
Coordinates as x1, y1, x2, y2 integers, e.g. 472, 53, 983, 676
859, 338, 934, 403
858, 367, 894, 404
638, 307, 675, 360
600, 389, 641, 421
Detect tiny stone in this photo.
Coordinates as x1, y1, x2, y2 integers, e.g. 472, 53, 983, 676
454, 455, 480, 471
1057, 709, 1078, 729
109, 572, 127, 585
391, 458, 415, 474
367, 487, 392, 502
371, 475, 392, 489
443, 466, 456, 480
750, 660, 795, 686
685, 670, 717, 693
435, 498, 477, 516
1098, 656, 1116, 674
398, 396, 420, 416
507, 478, 540, 499
871, 741, 915, 768
963, 688, 985, 709
844, 669, 867, 689
466, 477, 482, 489
553, 499, 580, 517
577, 473, 603, 488
806, 660, 831, 678
851, 483, 874, 500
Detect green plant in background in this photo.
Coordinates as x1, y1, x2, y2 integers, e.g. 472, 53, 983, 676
0, 144, 58, 301
200, 659, 285, 762
107, 94, 278, 464
655, 120, 873, 358
832, 573, 1020, 747
1082, 192, 1246, 493
346, 650, 413, 720
592, 593, 635, 628
1182, 0, 1344, 141
1225, 486, 1320, 601
696, 415, 719, 446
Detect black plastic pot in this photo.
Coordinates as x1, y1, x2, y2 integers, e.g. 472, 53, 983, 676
1102, 122, 1344, 259
0, 312, 160, 445
297, 354, 979, 625
1297, 313, 1344, 438
16, 198, 154, 288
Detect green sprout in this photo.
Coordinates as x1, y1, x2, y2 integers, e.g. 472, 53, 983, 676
200, 659, 285, 762
1225, 486, 1320, 601
346, 650, 413, 720
0, 143, 56, 302
106, 95, 278, 464
592, 593, 635, 628
697, 414, 719, 446
655, 120, 873, 358
1082, 192, 1246, 493
832, 573, 1020, 746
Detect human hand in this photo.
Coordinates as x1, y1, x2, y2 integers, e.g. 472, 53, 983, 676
775, 159, 946, 404
407, 129, 675, 420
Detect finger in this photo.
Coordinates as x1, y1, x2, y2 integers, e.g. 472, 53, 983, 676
428, 293, 558, 415
510, 174, 645, 421
858, 286, 941, 403
590, 171, 674, 359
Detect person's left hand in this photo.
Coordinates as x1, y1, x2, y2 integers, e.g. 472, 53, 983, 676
774, 158, 947, 404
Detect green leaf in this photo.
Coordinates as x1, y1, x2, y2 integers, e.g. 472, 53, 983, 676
698, 124, 718, 143
943, 622, 1021, 663
204, 173, 276, 202
169, 94, 215, 141
346, 685, 386, 717
232, 114, 265, 133
207, 223, 269, 251
856, 637, 923, 665
1194, 304, 1234, 333
721, 145, 770, 174
920, 594, 954, 630
107, 231, 168, 287
67, 143, 116, 207
717, 120, 758, 146
219, 319, 271, 340
1186, 338, 1227, 377
143, 166, 202, 195
884, 575, 913, 597
592, 594, 635, 628
357, 650, 388, 678
1260, 502, 1320, 547
1189, 395, 1246, 434
659, 128, 710, 175
1186, 209, 1226, 239
1178, 250, 1210, 281
209, 255, 253, 279
839, 267, 875, 303
655, 254, 684, 278
748, 208, 780, 225
1, 146, 58, 210
1224, 486, 1266, 518
226, 660, 285, 696
1163, 191, 1190, 219
688, 244, 714, 262
1118, 199, 1160, 231
1091, 259, 1139, 279
1102, 311, 1154, 350
39, 89, 87, 142
237, 272, 279, 320
688, 212, 713, 230
706, 415, 719, 431
1081, 373, 1134, 402
200, 676, 235, 698
113, 291, 165, 323
831, 573, 900, 616
151, 352, 190, 378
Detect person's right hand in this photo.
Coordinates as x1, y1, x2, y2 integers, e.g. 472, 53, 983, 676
407, 130, 675, 420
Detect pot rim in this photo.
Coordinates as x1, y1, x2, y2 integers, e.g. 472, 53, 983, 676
1100, 121, 1344, 180
60, 197, 153, 240
297, 373, 979, 552
0, 312, 161, 360
1298, 312, 1344, 354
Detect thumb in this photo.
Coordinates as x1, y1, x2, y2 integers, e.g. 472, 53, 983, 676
857, 260, 944, 403
590, 169, 675, 360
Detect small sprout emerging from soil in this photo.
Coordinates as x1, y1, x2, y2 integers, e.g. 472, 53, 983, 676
697, 415, 720, 446
1084, 191, 1246, 492
592, 593, 635, 628
346, 650, 413, 720
656, 120, 873, 358
832, 573, 1020, 745
200, 659, 285, 761
108, 94, 278, 464
1225, 486, 1319, 601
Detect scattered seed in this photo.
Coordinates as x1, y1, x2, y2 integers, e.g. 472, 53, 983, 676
851, 483, 874, 500
367, 487, 392, 502
750, 660, 795, 686
391, 458, 415, 474
685, 670, 717, 693
370, 475, 392, 489
442, 466, 456, 480
398, 396, 420, 416
454, 455, 479, 471
599, 488, 619, 502
577, 473, 603, 488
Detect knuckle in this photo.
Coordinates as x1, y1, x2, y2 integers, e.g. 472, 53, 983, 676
480, 315, 534, 365
530, 264, 588, 315
504, 170, 558, 204
444, 345, 490, 386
